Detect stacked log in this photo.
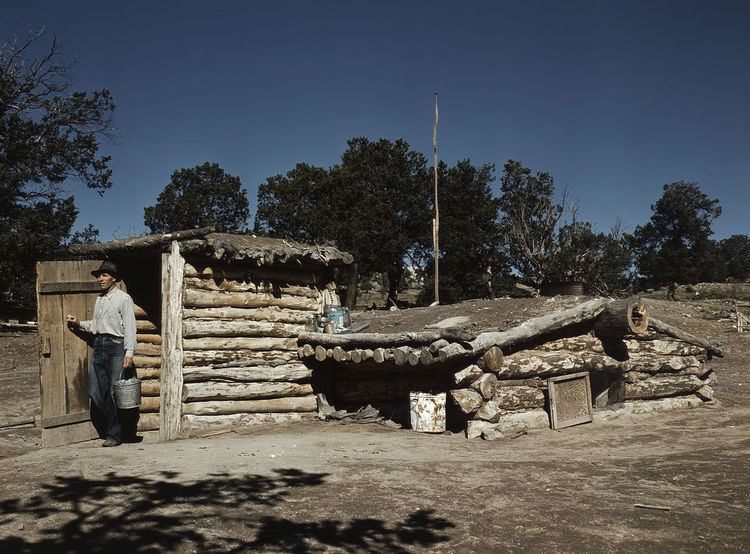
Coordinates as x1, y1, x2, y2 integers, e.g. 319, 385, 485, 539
296, 297, 719, 439
447, 302, 718, 439
296, 329, 473, 369
449, 348, 551, 439
133, 304, 161, 420
178, 262, 321, 434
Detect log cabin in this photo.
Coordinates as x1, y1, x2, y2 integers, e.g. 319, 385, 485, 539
36, 229, 352, 445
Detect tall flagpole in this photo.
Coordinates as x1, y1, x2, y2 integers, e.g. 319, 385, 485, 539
432, 92, 440, 305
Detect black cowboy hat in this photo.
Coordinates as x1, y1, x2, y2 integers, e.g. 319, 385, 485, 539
91, 261, 120, 279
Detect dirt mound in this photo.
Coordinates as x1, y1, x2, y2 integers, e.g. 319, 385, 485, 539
353, 295, 737, 342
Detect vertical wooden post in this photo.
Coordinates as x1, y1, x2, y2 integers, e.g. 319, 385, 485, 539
160, 241, 184, 441
432, 92, 440, 305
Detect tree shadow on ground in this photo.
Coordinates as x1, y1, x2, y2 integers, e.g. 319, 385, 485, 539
248, 509, 455, 553
0, 468, 453, 553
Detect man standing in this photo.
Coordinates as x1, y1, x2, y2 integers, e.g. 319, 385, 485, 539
66, 261, 136, 447
667, 282, 678, 301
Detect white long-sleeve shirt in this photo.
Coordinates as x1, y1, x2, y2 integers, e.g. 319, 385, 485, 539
80, 288, 137, 357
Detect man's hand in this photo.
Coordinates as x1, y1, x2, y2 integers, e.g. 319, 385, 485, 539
66, 314, 80, 329
123, 356, 134, 369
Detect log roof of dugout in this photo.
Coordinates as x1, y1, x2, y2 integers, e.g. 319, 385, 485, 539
68, 228, 354, 267
298, 297, 724, 367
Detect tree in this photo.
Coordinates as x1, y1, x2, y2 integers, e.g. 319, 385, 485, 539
0, 30, 114, 309
255, 137, 431, 303
497, 160, 564, 286
497, 160, 632, 293
144, 162, 250, 233
719, 234, 750, 281
629, 182, 721, 286
254, 163, 330, 243
419, 160, 506, 303
549, 219, 633, 295
68, 223, 100, 246
334, 138, 431, 301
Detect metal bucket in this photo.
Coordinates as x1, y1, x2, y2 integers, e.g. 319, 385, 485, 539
114, 378, 142, 409
324, 306, 351, 332
409, 392, 446, 433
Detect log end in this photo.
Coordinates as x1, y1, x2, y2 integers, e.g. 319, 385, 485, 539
628, 299, 649, 334
594, 298, 649, 338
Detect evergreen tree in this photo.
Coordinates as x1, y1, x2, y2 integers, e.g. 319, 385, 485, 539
255, 137, 430, 302
0, 30, 113, 310
629, 182, 721, 286
144, 162, 250, 233
420, 160, 505, 303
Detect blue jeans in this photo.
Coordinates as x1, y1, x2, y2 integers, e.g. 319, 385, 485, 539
89, 334, 124, 441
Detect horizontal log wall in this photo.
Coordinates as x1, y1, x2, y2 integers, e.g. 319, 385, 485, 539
448, 332, 716, 439
295, 306, 717, 438
134, 305, 161, 424
180, 413, 314, 437
183, 306, 311, 323
180, 260, 323, 434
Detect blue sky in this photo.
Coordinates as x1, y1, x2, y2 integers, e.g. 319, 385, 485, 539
3, 1, 749, 241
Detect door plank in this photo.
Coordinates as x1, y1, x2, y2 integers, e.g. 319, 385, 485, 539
37, 262, 66, 418
40, 410, 90, 429
61, 260, 101, 415
39, 281, 102, 294
42, 420, 99, 447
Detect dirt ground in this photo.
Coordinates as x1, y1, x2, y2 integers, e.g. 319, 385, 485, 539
0, 297, 748, 552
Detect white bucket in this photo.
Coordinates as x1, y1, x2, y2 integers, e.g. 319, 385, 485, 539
409, 392, 446, 433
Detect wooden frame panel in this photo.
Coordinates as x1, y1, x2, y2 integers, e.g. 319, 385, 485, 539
37, 260, 104, 446
547, 371, 593, 430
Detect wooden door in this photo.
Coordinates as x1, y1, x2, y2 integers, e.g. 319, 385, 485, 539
36, 260, 119, 446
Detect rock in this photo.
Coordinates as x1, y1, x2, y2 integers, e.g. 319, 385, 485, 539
481, 428, 502, 441
425, 316, 471, 329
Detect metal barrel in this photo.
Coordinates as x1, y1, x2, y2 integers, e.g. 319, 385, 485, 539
409, 392, 446, 433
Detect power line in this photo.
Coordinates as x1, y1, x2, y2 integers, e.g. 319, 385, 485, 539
116, 93, 434, 144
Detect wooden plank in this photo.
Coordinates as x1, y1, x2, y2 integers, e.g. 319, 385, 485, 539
182, 364, 312, 383
135, 343, 162, 356
182, 395, 317, 415
160, 243, 184, 441
183, 277, 321, 299
136, 320, 159, 332
184, 262, 322, 285
182, 319, 303, 338
39, 281, 102, 294
136, 333, 162, 345
133, 355, 161, 368
183, 382, 313, 401
61, 260, 100, 417
182, 288, 319, 311
141, 396, 161, 413
137, 412, 160, 432
182, 337, 298, 351
182, 349, 297, 366
136, 367, 161, 379
298, 329, 474, 348
37, 261, 66, 420
42, 420, 99, 447
39, 410, 90, 429
181, 413, 309, 437
649, 317, 724, 357
182, 306, 311, 323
